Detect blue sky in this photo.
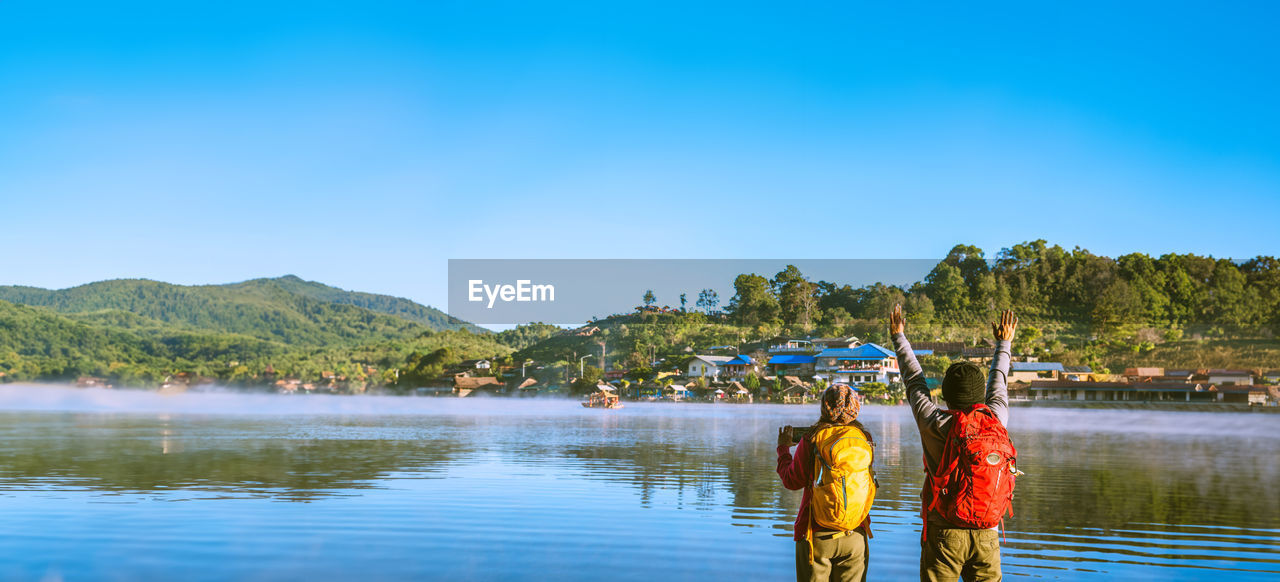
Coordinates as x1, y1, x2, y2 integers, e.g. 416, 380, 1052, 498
2, 1, 1278, 312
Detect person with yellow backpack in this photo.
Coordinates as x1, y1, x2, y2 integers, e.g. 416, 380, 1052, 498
777, 384, 878, 582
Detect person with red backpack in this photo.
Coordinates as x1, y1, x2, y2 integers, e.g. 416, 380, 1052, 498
776, 384, 878, 582
890, 305, 1018, 582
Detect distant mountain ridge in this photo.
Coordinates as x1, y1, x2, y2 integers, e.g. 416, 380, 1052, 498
227, 275, 484, 333
0, 276, 484, 346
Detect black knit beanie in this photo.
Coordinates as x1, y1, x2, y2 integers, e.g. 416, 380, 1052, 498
941, 361, 986, 408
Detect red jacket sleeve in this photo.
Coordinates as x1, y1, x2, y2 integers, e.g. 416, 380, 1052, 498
776, 437, 812, 490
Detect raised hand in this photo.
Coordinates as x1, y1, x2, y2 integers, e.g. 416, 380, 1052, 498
889, 304, 905, 335
992, 310, 1018, 342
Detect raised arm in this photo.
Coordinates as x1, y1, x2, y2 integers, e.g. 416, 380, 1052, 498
890, 305, 946, 431
985, 310, 1017, 427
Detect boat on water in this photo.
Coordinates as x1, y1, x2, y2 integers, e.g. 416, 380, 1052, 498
582, 390, 623, 409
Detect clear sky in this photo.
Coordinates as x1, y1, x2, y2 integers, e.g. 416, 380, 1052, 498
2, 1, 1278, 312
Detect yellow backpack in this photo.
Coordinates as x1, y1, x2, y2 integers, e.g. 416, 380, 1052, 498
808, 425, 877, 532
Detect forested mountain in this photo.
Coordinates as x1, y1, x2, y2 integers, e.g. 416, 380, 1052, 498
227, 275, 486, 333
0, 277, 474, 345
0, 296, 511, 387
0, 276, 513, 387
0, 299, 289, 382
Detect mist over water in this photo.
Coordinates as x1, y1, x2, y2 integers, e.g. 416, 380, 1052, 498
0, 383, 1274, 580
0, 384, 1269, 438
0, 383, 650, 417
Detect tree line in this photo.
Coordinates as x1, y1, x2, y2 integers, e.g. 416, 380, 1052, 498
724, 240, 1279, 335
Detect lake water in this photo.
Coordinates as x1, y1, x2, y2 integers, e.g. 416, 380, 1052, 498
0, 385, 1275, 581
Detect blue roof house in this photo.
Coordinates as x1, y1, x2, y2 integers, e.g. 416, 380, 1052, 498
815, 343, 901, 386
767, 354, 817, 377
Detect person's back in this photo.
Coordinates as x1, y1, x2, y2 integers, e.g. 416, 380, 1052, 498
776, 384, 877, 582
889, 305, 1017, 582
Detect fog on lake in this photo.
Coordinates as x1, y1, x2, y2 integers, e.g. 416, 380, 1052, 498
0, 385, 1274, 581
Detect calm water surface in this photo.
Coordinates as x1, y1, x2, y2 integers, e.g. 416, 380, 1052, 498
0, 386, 1274, 581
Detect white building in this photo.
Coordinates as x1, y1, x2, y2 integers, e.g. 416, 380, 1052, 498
687, 355, 735, 379
1207, 369, 1254, 386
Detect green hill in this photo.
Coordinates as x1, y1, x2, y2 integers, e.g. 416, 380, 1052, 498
0, 296, 510, 387
0, 276, 510, 388
0, 276, 477, 346
228, 275, 485, 333
0, 299, 289, 382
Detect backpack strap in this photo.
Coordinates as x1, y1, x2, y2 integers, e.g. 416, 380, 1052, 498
922, 409, 965, 539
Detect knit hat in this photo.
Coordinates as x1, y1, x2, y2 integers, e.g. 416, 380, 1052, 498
819, 384, 861, 425
942, 362, 986, 408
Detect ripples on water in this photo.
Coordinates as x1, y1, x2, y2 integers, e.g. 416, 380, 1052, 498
0, 385, 1274, 581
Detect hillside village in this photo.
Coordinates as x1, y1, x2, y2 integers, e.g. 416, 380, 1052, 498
444, 330, 1280, 407
6, 241, 1280, 408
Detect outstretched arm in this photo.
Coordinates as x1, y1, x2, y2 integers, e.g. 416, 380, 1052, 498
890, 305, 946, 432
986, 310, 1016, 427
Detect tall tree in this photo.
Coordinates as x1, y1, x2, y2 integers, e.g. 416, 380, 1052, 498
727, 275, 779, 327
925, 263, 969, 315
696, 289, 720, 315
773, 265, 818, 331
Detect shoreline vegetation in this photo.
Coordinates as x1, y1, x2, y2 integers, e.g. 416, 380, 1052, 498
0, 241, 1277, 407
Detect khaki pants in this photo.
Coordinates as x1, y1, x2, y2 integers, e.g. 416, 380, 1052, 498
920, 521, 1001, 582
795, 529, 868, 582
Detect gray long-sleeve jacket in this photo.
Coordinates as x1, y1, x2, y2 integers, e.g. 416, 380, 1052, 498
892, 332, 1011, 475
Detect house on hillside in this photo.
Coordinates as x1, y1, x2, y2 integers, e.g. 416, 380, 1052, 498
1062, 365, 1093, 381
1264, 370, 1280, 384
460, 359, 492, 371
1207, 369, 1254, 386
728, 381, 752, 402
1123, 367, 1165, 383
781, 377, 813, 403
767, 354, 816, 377
688, 355, 735, 379
768, 338, 816, 353
453, 375, 503, 397
1009, 362, 1065, 383
1157, 369, 1194, 383
514, 377, 539, 396
1028, 380, 1220, 402
962, 340, 996, 361
1214, 384, 1269, 404
813, 336, 861, 349
626, 382, 662, 400
814, 343, 899, 386
703, 345, 739, 353
720, 355, 759, 380
604, 369, 627, 381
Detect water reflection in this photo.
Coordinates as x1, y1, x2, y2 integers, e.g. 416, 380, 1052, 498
0, 402, 1273, 580
0, 414, 463, 500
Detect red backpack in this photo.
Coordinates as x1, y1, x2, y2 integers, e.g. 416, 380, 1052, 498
925, 404, 1017, 530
